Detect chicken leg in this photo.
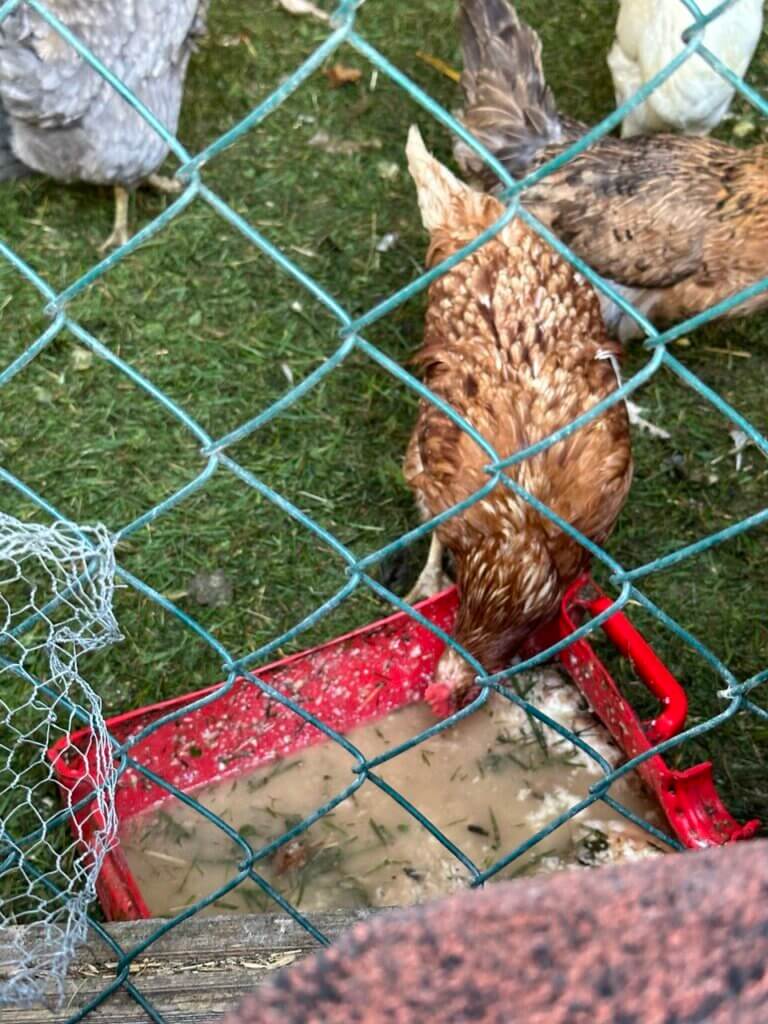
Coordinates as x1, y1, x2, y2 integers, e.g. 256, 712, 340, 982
597, 349, 672, 441
97, 175, 183, 253
98, 185, 130, 253
404, 533, 451, 605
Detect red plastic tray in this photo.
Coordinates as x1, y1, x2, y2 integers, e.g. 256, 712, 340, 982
48, 592, 455, 920
48, 579, 758, 921
526, 576, 760, 849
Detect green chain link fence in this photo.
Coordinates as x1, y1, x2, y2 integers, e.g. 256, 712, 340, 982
1, 0, 767, 1019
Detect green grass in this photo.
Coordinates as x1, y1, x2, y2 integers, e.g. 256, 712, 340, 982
0, 0, 766, 923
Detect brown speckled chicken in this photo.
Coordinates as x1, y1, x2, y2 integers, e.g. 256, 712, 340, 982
403, 126, 632, 717
455, 0, 768, 342
215, 840, 768, 1024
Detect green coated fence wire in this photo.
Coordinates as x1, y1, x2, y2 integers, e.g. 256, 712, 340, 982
0, 0, 767, 1019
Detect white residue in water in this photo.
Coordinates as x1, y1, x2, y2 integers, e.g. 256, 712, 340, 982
121, 670, 669, 918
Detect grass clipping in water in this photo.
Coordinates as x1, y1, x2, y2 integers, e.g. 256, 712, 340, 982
122, 671, 670, 918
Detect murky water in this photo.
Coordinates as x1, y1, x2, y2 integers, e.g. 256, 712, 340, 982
121, 671, 669, 918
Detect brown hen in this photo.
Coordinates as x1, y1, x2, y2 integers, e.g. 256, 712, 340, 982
404, 126, 632, 717
455, 0, 768, 342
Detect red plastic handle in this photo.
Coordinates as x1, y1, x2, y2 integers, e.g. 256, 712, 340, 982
586, 595, 687, 744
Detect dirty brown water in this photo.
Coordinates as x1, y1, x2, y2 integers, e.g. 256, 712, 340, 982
121, 671, 670, 918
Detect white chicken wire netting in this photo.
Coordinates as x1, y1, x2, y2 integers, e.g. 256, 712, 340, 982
0, 514, 120, 1008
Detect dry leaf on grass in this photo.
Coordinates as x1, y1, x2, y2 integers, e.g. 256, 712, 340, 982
276, 0, 329, 22
732, 118, 756, 138
70, 345, 94, 372
376, 160, 400, 181
325, 63, 363, 87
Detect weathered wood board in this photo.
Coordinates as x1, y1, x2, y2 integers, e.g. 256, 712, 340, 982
1, 909, 375, 1024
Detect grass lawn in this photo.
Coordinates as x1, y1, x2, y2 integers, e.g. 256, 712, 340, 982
0, 0, 766, 918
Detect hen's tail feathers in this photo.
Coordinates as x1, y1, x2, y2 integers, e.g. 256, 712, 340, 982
406, 126, 472, 233
407, 124, 498, 239
0, 104, 30, 182
455, 0, 571, 182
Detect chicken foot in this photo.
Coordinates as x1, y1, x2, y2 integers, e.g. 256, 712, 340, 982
97, 174, 184, 253
146, 173, 183, 195
597, 349, 672, 441
404, 533, 451, 605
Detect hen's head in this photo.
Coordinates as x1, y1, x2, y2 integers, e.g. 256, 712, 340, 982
424, 645, 479, 718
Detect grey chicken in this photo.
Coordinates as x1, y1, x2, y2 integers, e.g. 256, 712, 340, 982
0, 0, 208, 251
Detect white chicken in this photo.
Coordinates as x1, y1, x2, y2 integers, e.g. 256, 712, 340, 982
607, 0, 763, 137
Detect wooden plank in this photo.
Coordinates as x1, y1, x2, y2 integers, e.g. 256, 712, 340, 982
1, 909, 375, 1024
